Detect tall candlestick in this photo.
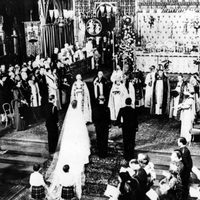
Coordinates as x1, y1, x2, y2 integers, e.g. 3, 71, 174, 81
112, 30, 115, 70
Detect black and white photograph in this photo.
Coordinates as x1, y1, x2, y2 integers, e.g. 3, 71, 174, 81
0, 0, 200, 199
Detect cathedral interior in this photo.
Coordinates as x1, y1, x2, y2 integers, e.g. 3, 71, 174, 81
0, 0, 200, 199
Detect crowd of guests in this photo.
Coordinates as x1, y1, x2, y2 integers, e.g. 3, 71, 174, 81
0, 53, 72, 131
104, 137, 200, 200
28, 137, 200, 200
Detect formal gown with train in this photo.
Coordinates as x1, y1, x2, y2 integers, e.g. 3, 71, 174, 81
45, 103, 91, 199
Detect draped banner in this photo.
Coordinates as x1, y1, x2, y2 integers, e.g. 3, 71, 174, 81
24, 21, 41, 57
38, 0, 75, 57
40, 23, 74, 58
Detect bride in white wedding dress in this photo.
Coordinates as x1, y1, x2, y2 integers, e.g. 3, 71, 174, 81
45, 100, 91, 199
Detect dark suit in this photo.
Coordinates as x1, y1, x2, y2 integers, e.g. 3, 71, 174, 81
93, 104, 111, 157
117, 105, 138, 161
45, 102, 59, 154
179, 146, 193, 199
134, 167, 148, 200
37, 74, 49, 117
119, 169, 148, 200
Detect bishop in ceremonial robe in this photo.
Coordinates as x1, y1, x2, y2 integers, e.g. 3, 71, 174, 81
108, 80, 128, 121
70, 74, 92, 123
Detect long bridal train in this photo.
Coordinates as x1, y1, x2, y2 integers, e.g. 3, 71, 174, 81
45, 100, 91, 199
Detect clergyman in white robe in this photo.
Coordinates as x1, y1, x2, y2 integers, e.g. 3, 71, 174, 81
108, 80, 128, 121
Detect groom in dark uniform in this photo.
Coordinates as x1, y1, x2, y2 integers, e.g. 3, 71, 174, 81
93, 95, 111, 158
116, 97, 138, 161
45, 95, 59, 156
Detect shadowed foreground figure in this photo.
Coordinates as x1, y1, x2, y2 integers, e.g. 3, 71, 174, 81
93, 95, 111, 158
45, 94, 59, 155
116, 97, 138, 161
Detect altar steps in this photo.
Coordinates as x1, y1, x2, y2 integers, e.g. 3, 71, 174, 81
6, 149, 200, 200
0, 184, 26, 200
0, 136, 48, 188
0, 137, 49, 158
0, 151, 47, 187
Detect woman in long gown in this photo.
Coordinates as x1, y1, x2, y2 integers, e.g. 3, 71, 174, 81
46, 100, 91, 199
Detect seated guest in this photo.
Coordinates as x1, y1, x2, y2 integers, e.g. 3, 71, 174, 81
118, 171, 138, 200
120, 158, 148, 200
157, 150, 184, 200
138, 153, 156, 191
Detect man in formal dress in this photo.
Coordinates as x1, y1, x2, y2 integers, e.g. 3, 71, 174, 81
178, 137, 193, 199
93, 95, 111, 158
45, 95, 59, 156
116, 98, 138, 161
37, 67, 49, 117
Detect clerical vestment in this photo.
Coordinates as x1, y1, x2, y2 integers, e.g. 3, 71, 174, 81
70, 81, 92, 122
108, 83, 128, 121
126, 80, 136, 108
93, 77, 107, 99
145, 72, 155, 108
155, 78, 164, 115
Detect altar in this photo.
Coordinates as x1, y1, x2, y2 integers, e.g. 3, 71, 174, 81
135, 0, 200, 74
136, 51, 199, 73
